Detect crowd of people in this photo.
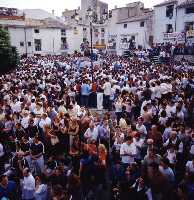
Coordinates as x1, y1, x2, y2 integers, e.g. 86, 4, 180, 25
0, 46, 194, 200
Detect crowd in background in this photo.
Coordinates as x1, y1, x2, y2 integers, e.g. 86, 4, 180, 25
0, 45, 194, 200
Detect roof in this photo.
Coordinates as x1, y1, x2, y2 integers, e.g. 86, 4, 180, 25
23, 9, 57, 20
25, 18, 66, 28
117, 11, 153, 24
154, 0, 177, 7
177, 0, 194, 8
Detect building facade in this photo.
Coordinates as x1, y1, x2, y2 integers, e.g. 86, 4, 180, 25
0, 7, 68, 56
1, 1, 194, 56
153, 0, 194, 46
107, 2, 153, 55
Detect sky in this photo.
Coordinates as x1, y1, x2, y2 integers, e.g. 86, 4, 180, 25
0, 0, 164, 16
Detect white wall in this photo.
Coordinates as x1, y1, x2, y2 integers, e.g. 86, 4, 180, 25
8, 27, 26, 55
153, 4, 177, 43
106, 9, 119, 53
176, 7, 194, 33
66, 26, 83, 54
8, 27, 62, 56
117, 21, 148, 55
31, 28, 61, 55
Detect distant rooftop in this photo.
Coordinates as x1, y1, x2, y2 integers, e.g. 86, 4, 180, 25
154, 0, 177, 7
23, 9, 57, 20
25, 17, 66, 28
117, 11, 153, 24
177, 0, 194, 8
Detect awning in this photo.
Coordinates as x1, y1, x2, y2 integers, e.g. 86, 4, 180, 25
93, 44, 106, 49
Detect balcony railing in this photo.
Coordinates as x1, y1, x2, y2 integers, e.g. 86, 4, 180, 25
61, 44, 68, 50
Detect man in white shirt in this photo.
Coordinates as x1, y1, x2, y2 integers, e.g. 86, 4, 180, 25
22, 168, 35, 200
84, 122, 99, 142
136, 117, 147, 138
39, 113, 51, 131
103, 78, 111, 110
21, 111, 30, 129
120, 136, 137, 167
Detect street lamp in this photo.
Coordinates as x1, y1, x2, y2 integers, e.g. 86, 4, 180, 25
72, 8, 108, 82
87, 7, 95, 82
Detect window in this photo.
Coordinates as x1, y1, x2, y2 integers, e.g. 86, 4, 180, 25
61, 29, 66, 36
124, 24, 127, 28
34, 39, 41, 51
166, 5, 174, 18
101, 39, 105, 44
83, 38, 87, 42
131, 36, 135, 41
61, 37, 67, 43
185, 22, 194, 31
101, 28, 105, 32
61, 38, 67, 49
20, 42, 24, 46
166, 24, 173, 33
109, 11, 112, 18
185, 7, 194, 14
83, 27, 87, 31
34, 29, 39, 33
121, 38, 128, 43
28, 42, 31, 47
140, 21, 144, 27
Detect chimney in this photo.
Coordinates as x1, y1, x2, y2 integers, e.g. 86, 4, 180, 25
52, 9, 55, 15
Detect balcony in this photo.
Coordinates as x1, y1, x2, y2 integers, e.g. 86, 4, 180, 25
61, 44, 68, 51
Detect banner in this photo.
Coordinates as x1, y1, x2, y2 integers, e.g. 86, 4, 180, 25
119, 43, 130, 50
107, 35, 117, 50
163, 32, 185, 43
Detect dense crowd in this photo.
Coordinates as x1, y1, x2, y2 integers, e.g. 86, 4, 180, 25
0, 47, 194, 200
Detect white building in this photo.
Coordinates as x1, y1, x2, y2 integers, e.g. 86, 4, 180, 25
0, 7, 68, 56
107, 2, 153, 55
153, 0, 194, 45
81, 0, 108, 22
62, 0, 108, 54
176, 0, 194, 46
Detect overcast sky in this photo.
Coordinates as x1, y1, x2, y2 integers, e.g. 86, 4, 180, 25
0, 0, 163, 16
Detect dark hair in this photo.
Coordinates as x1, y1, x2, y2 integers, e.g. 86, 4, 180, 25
125, 136, 133, 141
0, 174, 7, 182
161, 157, 170, 166
149, 162, 159, 171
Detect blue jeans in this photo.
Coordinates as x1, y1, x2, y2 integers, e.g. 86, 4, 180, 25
103, 95, 110, 110
81, 95, 89, 107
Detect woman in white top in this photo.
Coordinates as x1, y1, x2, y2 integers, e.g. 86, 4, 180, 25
34, 175, 47, 200
115, 97, 123, 125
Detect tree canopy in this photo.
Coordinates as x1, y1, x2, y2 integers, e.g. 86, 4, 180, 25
0, 27, 19, 74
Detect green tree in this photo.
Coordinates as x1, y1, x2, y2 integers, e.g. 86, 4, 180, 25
0, 27, 19, 74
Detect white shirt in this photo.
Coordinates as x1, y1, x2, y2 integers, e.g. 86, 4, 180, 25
103, 82, 111, 96
136, 124, 147, 136
0, 143, 4, 157
12, 101, 22, 113
34, 107, 44, 115
120, 142, 137, 164
21, 116, 30, 129
29, 103, 36, 112
58, 105, 67, 113
23, 174, 35, 191
186, 161, 194, 173
84, 127, 99, 141
39, 117, 51, 129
